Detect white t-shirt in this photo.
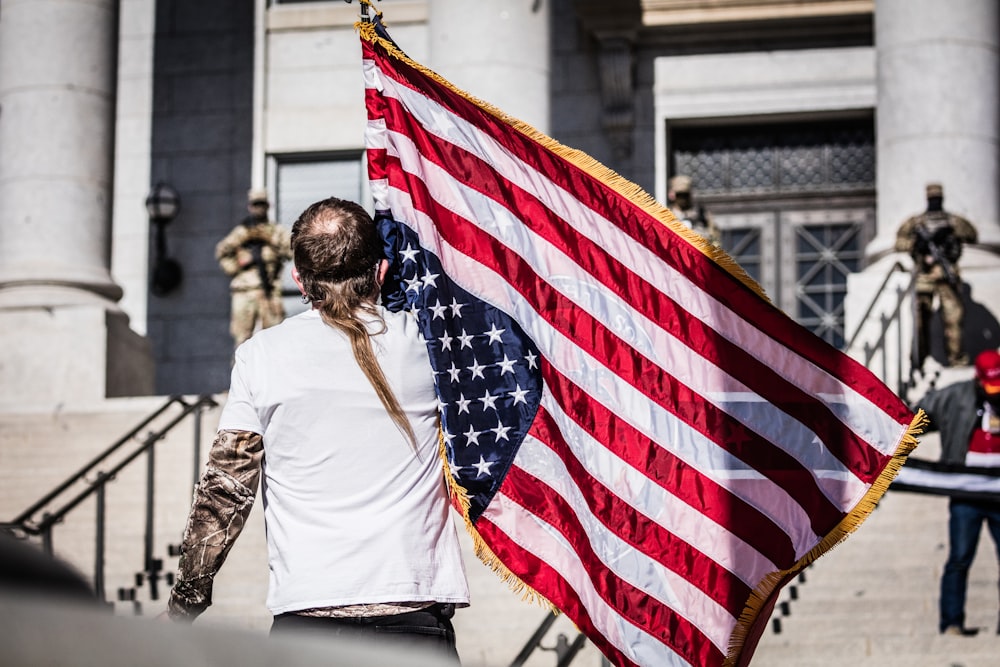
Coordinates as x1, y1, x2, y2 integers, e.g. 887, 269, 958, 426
219, 307, 470, 614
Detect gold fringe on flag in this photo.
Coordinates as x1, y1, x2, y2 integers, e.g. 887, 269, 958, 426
723, 408, 926, 667
437, 427, 556, 611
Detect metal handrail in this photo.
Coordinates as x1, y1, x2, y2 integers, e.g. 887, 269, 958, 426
509, 612, 592, 667
841, 260, 919, 399
9, 395, 216, 534
1, 394, 218, 605
843, 261, 912, 352
10, 397, 183, 527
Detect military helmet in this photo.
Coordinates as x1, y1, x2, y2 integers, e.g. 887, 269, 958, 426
669, 175, 693, 194
247, 187, 269, 205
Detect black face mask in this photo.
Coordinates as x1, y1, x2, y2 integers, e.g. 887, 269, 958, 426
978, 382, 1000, 410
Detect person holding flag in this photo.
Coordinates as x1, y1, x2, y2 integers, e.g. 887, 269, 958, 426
164, 197, 470, 662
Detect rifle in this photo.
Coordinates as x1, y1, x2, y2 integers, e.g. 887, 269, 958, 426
914, 225, 960, 289
241, 218, 275, 297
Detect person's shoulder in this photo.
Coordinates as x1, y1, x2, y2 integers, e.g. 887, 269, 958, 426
947, 212, 977, 229
926, 377, 977, 400
245, 311, 318, 347
378, 307, 425, 342
218, 223, 247, 242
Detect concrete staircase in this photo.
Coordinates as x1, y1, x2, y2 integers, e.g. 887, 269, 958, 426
754, 363, 1000, 667
4, 382, 1000, 667
753, 455, 1000, 667
0, 397, 599, 666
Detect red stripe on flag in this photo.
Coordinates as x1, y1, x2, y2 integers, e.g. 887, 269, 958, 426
472, 516, 641, 667
529, 406, 754, 615
539, 364, 797, 569
501, 465, 728, 667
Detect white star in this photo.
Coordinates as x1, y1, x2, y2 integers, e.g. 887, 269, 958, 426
448, 459, 463, 479
446, 362, 461, 383
496, 354, 517, 375
479, 390, 499, 412
472, 456, 494, 477
484, 323, 506, 344
491, 421, 511, 442
456, 393, 471, 414
404, 275, 422, 293
457, 330, 475, 350
449, 298, 465, 318
437, 397, 448, 413
524, 350, 538, 369
468, 357, 487, 380
421, 269, 440, 289
441, 429, 455, 447
438, 331, 454, 350
429, 300, 448, 320
464, 425, 482, 447
399, 244, 419, 263
509, 384, 530, 405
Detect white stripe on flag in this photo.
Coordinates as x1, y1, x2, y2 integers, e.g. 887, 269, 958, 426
537, 388, 779, 586
895, 466, 1000, 495
482, 492, 688, 667
515, 433, 739, 649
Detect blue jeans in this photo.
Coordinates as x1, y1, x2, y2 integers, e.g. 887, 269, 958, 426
939, 498, 1000, 632
271, 603, 460, 664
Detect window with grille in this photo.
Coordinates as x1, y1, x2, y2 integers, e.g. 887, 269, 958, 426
670, 117, 875, 348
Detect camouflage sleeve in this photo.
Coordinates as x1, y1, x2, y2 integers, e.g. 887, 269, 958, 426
952, 215, 978, 244
895, 217, 916, 253
166, 429, 264, 622
215, 227, 249, 276
275, 224, 293, 262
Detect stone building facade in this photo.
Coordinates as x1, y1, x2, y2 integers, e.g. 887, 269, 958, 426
1, 0, 997, 406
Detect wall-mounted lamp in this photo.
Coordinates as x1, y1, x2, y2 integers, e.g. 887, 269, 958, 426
147, 182, 183, 297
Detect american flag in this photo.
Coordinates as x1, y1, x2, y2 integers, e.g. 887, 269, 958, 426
360, 18, 920, 667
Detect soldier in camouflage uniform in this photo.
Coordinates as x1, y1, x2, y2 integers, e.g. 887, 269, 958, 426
667, 174, 721, 247
216, 188, 293, 348
895, 183, 978, 368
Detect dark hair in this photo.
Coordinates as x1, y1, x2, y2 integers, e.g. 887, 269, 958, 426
291, 197, 417, 451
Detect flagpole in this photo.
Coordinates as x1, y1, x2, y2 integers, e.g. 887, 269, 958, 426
344, 0, 371, 22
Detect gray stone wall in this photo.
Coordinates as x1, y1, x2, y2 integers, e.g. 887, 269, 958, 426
549, 0, 624, 183
147, 0, 255, 395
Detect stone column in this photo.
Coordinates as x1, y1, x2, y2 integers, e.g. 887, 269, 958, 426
0, 0, 152, 408
871, 0, 1000, 255
428, 0, 551, 133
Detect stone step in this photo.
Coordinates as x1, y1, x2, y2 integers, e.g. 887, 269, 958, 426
0, 398, 599, 666
5, 396, 1000, 667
